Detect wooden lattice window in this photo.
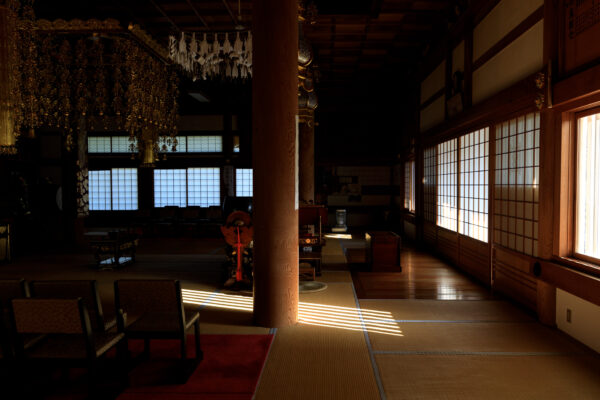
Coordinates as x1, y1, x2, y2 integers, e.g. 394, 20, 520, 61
404, 161, 415, 213
437, 139, 458, 231
493, 112, 540, 256
423, 147, 437, 223
575, 112, 600, 263
459, 128, 489, 242
89, 168, 138, 210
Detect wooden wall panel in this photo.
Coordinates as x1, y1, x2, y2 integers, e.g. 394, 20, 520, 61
539, 260, 600, 307
493, 246, 537, 310
423, 221, 437, 247
459, 235, 491, 286
562, 0, 600, 74
437, 228, 458, 264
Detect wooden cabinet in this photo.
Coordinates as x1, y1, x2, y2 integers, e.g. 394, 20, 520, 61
365, 231, 401, 271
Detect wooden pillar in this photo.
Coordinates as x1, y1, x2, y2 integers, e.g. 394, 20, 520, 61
537, 279, 557, 326
0, 3, 17, 154
299, 111, 315, 204
252, 0, 299, 327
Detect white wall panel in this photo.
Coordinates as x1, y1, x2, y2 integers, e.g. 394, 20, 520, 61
420, 95, 446, 132
474, 0, 543, 61
472, 20, 543, 105
557, 289, 600, 353
420, 61, 446, 104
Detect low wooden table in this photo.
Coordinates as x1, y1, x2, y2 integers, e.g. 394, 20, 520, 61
85, 230, 138, 269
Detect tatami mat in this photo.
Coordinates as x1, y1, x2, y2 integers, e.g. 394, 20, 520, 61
299, 280, 357, 307
254, 323, 380, 400
376, 353, 600, 400
369, 321, 588, 354
255, 270, 381, 399
317, 270, 354, 283
359, 299, 535, 322
195, 307, 270, 334
321, 238, 347, 265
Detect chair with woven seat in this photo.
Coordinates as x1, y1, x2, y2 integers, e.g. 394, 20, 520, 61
114, 279, 202, 360
0, 279, 30, 359
30, 280, 116, 332
10, 297, 127, 394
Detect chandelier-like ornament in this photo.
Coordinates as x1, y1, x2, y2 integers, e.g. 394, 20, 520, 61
168, 31, 252, 81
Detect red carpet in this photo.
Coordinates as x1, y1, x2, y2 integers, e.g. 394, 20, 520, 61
118, 334, 274, 400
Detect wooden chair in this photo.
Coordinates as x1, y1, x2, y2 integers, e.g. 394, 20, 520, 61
0, 279, 30, 359
30, 280, 116, 332
114, 279, 202, 360
10, 298, 127, 393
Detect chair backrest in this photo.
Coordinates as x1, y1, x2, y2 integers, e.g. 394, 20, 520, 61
0, 279, 30, 312
11, 298, 95, 359
11, 298, 91, 335
114, 279, 185, 330
30, 280, 105, 332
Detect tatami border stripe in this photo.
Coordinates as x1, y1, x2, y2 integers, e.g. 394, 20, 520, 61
373, 350, 573, 356
252, 328, 278, 400
383, 319, 536, 323
350, 281, 387, 400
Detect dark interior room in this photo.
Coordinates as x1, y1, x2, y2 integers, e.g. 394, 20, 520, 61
1, 0, 600, 399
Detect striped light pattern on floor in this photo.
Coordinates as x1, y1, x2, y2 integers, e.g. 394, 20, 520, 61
182, 289, 403, 336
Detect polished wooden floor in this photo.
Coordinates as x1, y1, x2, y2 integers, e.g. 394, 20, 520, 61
4, 235, 494, 303
348, 244, 495, 300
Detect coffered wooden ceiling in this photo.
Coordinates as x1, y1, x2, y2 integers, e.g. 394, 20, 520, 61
35, 0, 455, 101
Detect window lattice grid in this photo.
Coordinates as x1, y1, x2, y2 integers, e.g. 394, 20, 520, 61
89, 170, 111, 210
459, 128, 490, 243
404, 161, 415, 213
187, 136, 223, 152
188, 168, 221, 207
112, 137, 138, 153
235, 168, 253, 197
111, 168, 138, 210
423, 147, 437, 223
88, 137, 111, 153
437, 139, 458, 231
154, 169, 187, 207
494, 112, 540, 256
575, 113, 600, 261
88, 136, 138, 153
158, 136, 186, 153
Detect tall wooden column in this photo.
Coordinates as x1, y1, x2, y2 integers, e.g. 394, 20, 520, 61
299, 111, 315, 204
252, 0, 299, 327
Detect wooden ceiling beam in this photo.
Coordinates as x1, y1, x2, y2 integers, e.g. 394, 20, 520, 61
220, 0, 239, 28
147, 0, 181, 32
185, 0, 209, 28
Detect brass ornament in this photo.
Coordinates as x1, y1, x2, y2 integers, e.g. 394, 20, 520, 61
5, 2, 177, 158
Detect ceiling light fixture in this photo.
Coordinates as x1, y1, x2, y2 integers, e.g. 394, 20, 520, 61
235, 0, 245, 31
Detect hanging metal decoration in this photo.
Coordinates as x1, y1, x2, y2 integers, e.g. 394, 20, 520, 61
0, 0, 21, 154
168, 31, 253, 81
3, 0, 178, 163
